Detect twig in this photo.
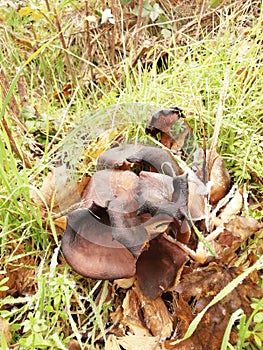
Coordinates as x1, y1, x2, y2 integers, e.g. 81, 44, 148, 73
110, 0, 117, 65
0, 68, 27, 133
134, 0, 143, 50
207, 69, 230, 176
17, 72, 29, 108
85, 1, 94, 80
47, 0, 76, 85
1, 118, 32, 168
44, 0, 51, 12
195, 0, 206, 40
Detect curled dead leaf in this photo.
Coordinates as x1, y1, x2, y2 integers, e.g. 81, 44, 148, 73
209, 156, 231, 205
121, 285, 173, 339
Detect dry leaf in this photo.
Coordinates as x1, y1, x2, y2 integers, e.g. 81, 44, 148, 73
117, 334, 160, 350
53, 215, 67, 230
105, 335, 121, 350
114, 277, 135, 290
0, 316, 11, 345
145, 107, 185, 149
122, 288, 151, 336
67, 339, 89, 350
217, 188, 243, 223
209, 156, 231, 205
121, 286, 173, 339
31, 169, 87, 213
0, 245, 37, 299
170, 263, 263, 349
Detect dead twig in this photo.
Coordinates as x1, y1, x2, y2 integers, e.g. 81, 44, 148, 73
17, 73, 29, 108
0, 68, 27, 133
134, 0, 144, 50
1, 118, 32, 169
47, 0, 76, 85
110, 0, 117, 65
84, 1, 94, 80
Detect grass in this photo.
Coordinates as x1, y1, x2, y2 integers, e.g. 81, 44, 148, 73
0, 0, 263, 349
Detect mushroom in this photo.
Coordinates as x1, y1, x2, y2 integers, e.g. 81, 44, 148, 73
136, 235, 189, 299
81, 169, 139, 208
97, 144, 183, 176
145, 107, 185, 149
61, 208, 137, 279
136, 171, 188, 220
127, 145, 183, 176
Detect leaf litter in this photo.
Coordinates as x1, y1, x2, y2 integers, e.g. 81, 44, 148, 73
30, 106, 263, 349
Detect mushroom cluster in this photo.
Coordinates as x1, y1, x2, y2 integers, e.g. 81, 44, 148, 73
61, 107, 230, 299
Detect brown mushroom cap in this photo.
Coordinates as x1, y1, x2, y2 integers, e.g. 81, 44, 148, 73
81, 169, 139, 208
136, 235, 189, 299
146, 107, 185, 135
62, 209, 136, 279
97, 144, 182, 176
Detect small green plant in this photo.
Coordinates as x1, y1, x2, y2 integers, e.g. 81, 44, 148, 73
131, 0, 173, 38
235, 298, 263, 349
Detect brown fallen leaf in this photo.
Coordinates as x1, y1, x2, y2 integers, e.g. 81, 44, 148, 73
0, 316, 11, 346
117, 334, 160, 350
145, 107, 185, 149
31, 169, 90, 213
192, 148, 231, 206
67, 339, 89, 350
84, 127, 124, 164
53, 215, 67, 230
105, 335, 121, 350
209, 156, 231, 205
0, 244, 37, 299
217, 187, 243, 223
212, 215, 262, 263
167, 263, 263, 349
135, 284, 173, 339
120, 285, 173, 339
172, 295, 194, 339
105, 333, 161, 350
121, 288, 151, 337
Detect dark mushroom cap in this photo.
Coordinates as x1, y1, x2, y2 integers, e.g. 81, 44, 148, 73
97, 143, 182, 176
62, 209, 136, 279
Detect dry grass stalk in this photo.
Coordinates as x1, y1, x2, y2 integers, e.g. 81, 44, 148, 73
1, 118, 32, 168
17, 73, 29, 108
47, 0, 77, 85
207, 69, 230, 175
134, 0, 144, 50
0, 68, 26, 132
